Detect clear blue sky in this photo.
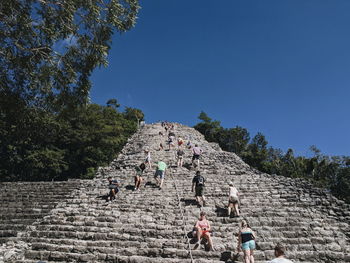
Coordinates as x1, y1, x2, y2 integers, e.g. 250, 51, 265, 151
90, 0, 350, 157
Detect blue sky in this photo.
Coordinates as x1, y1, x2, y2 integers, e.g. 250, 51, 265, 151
90, 0, 350, 157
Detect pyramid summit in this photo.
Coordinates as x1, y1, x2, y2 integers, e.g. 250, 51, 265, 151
1, 123, 349, 262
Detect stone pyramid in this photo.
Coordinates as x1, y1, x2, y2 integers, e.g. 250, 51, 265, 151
1, 123, 349, 263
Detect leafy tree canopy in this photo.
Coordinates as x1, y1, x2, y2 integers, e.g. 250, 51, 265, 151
194, 112, 350, 203
0, 0, 140, 107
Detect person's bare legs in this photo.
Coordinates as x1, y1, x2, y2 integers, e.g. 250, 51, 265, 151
195, 228, 202, 248
201, 195, 206, 206
159, 178, 164, 188
203, 232, 215, 251
134, 176, 138, 190
137, 177, 143, 190
228, 203, 233, 216
250, 249, 255, 263
243, 249, 251, 263
155, 176, 160, 186
234, 202, 240, 216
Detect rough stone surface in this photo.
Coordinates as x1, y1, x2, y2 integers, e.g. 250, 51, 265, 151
0, 123, 349, 263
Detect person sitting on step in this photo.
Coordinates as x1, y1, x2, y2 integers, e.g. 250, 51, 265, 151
267, 243, 293, 263
134, 163, 146, 191
193, 211, 215, 251
237, 220, 256, 263
192, 171, 206, 207
107, 177, 120, 201
228, 181, 240, 217
154, 161, 167, 189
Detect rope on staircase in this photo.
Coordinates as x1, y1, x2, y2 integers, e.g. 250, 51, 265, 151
170, 167, 195, 263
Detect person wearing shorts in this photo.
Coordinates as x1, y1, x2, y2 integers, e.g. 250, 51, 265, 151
237, 220, 256, 263
193, 211, 214, 251
228, 181, 240, 217
134, 163, 146, 191
154, 161, 167, 189
176, 149, 184, 167
144, 149, 152, 169
192, 144, 202, 168
107, 177, 119, 202
192, 171, 206, 207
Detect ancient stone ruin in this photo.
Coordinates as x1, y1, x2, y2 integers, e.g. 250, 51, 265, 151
1, 123, 349, 262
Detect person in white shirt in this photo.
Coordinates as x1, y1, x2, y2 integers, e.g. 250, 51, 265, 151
228, 181, 240, 217
267, 243, 293, 263
192, 144, 203, 168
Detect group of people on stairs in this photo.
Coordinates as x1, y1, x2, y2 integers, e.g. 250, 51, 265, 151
107, 122, 293, 263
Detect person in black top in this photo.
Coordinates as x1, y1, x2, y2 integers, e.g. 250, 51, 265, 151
107, 177, 120, 202
176, 149, 184, 167
192, 171, 206, 207
237, 220, 256, 263
134, 163, 146, 191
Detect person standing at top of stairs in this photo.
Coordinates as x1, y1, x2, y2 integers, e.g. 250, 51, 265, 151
154, 161, 167, 189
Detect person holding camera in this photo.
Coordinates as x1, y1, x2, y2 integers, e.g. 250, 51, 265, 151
194, 211, 215, 251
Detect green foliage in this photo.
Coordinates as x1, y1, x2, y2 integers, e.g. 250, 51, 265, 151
0, 98, 141, 181
0, 0, 141, 182
123, 107, 144, 122
0, 0, 140, 107
194, 112, 350, 203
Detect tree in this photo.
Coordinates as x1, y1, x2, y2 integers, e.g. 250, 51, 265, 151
242, 133, 268, 170
106, 99, 120, 109
220, 126, 250, 155
0, 0, 140, 107
198, 111, 212, 123
123, 107, 144, 123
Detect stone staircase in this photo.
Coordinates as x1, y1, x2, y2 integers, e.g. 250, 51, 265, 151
0, 181, 81, 245
0, 123, 349, 263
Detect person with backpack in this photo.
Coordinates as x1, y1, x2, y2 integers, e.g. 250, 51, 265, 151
192, 171, 206, 207
176, 148, 185, 167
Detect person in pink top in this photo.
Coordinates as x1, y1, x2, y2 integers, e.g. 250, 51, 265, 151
192, 144, 203, 168
193, 211, 215, 251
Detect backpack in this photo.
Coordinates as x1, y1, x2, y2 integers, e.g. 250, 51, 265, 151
197, 176, 204, 186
